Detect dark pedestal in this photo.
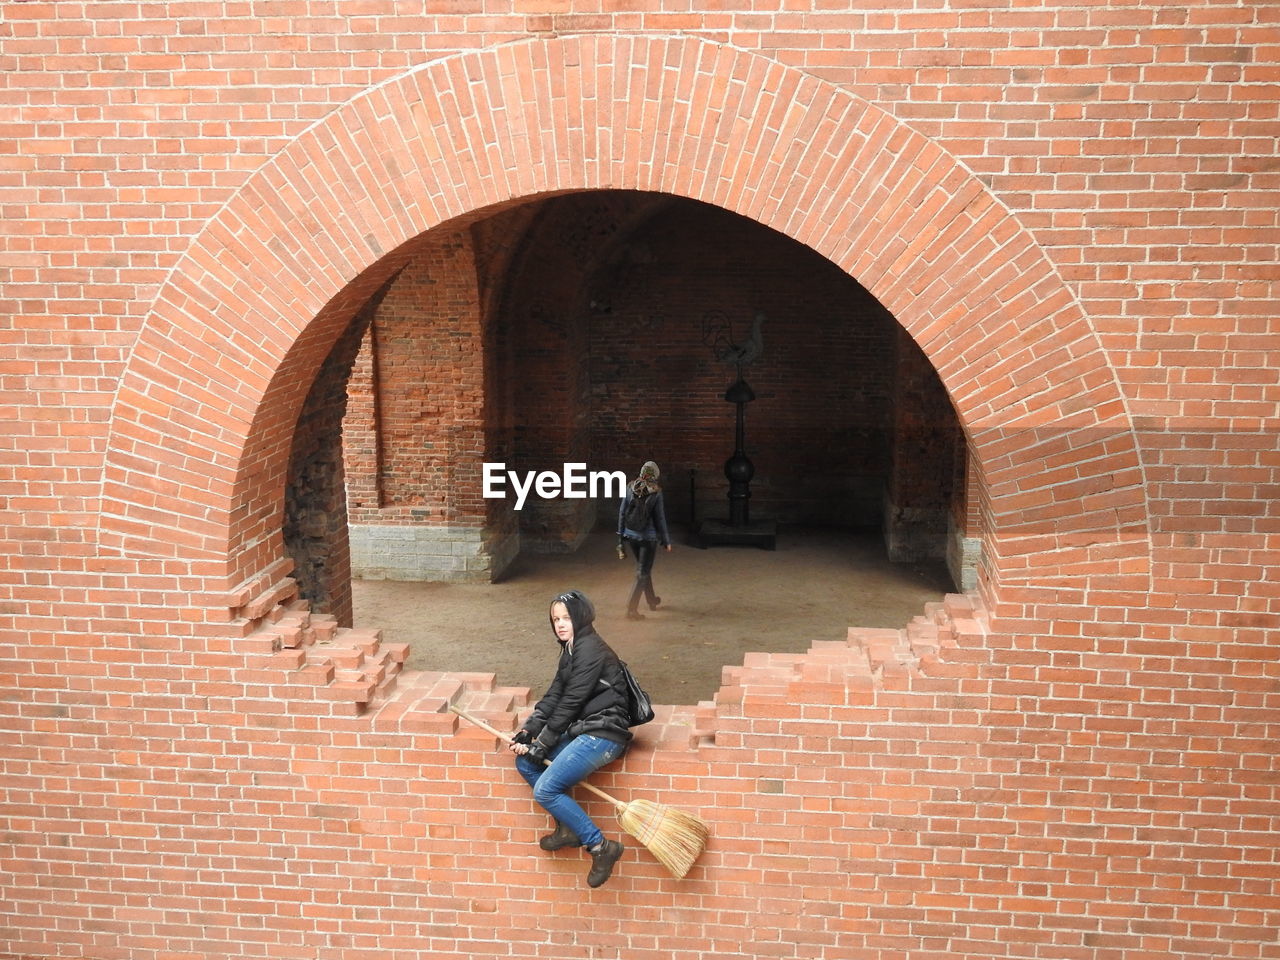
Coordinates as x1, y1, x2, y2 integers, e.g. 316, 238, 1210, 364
694, 518, 777, 550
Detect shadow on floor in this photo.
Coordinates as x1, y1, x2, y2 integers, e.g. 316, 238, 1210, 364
350, 525, 955, 707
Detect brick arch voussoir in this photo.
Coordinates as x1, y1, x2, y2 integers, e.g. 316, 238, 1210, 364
100, 32, 1151, 606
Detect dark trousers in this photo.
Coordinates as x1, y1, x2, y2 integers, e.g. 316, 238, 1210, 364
626, 538, 659, 613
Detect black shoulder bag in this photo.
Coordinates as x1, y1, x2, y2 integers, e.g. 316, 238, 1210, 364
600, 661, 655, 726
621, 660, 655, 726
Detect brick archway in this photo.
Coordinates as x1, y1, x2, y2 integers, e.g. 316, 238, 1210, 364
100, 33, 1149, 612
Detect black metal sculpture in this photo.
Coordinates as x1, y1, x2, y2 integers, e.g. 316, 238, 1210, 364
722, 377, 755, 527
695, 311, 776, 549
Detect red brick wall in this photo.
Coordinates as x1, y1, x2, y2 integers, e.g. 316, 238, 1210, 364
2, 11, 1277, 960
349, 232, 489, 524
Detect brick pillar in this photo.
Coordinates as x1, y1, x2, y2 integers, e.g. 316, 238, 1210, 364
282, 298, 381, 626
343, 324, 382, 514
947, 446, 982, 592
344, 229, 517, 582
884, 328, 961, 575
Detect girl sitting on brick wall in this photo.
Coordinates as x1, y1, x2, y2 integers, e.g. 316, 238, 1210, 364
509, 589, 632, 887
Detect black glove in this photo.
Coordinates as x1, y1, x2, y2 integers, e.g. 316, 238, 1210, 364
524, 741, 548, 765
526, 729, 559, 765
511, 728, 532, 745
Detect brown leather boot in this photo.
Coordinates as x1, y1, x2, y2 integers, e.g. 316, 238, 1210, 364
586, 838, 624, 887
538, 821, 580, 851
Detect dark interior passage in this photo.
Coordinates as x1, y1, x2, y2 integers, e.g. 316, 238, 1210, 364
284, 191, 975, 631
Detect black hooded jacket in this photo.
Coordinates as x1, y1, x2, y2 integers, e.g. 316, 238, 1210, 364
522, 590, 633, 751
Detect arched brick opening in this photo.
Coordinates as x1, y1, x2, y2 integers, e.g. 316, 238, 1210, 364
99, 33, 1150, 621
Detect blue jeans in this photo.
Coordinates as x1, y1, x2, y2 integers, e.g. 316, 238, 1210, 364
515, 734, 625, 850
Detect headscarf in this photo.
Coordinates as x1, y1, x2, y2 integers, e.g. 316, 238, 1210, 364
631, 460, 661, 497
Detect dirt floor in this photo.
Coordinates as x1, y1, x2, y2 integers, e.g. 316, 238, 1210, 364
350, 525, 955, 708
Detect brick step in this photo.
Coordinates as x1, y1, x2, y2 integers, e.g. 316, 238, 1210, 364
307, 611, 339, 644
798, 639, 876, 683
368, 668, 535, 737
238, 596, 412, 717
848, 626, 919, 681
332, 643, 411, 693
241, 584, 991, 734
310, 625, 410, 715
441, 674, 526, 744
948, 617, 988, 648
370, 671, 468, 733
906, 618, 942, 660
237, 577, 300, 622
457, 687, 527, 716
691, 700, 718, 746
692, 592, 990, 749
633, 703, 702, 758
241, 609, 312, 654
730, 652, 807, 689
494, 685, 532, 711
943, 592, 983, 622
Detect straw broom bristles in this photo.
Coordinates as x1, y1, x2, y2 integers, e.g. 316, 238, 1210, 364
450, 704, 710, 879
615, 796, 709, 879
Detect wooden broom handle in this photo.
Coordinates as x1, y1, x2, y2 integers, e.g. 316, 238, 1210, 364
448, 703, 623, 809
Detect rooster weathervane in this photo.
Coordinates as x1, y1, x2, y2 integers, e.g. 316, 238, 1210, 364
701, 309, 765, 377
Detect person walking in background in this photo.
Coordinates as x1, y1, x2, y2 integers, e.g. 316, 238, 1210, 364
510, 589, 631, 888
616, 460, 672, 620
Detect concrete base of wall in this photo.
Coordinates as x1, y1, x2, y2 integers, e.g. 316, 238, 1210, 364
350, 523, 519, 582
946, 515, 981, 593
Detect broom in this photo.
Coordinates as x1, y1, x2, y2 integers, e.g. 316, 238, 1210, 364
449, 703, 709, 879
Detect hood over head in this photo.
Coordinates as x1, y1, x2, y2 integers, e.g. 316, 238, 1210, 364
549, 589, 596, 642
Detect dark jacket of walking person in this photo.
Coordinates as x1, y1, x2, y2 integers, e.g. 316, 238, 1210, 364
616, 460, 672, 620
510, 589, 630, 887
